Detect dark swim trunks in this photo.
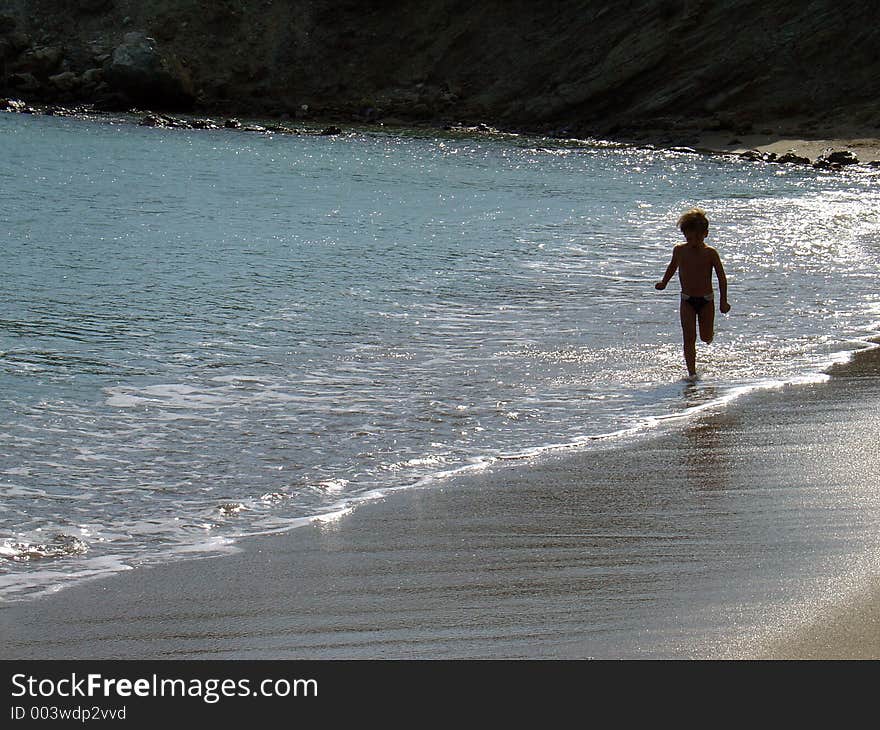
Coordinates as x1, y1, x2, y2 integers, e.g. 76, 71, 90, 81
681, 293, 713, 313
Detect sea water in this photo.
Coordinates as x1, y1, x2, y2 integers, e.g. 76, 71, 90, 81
2, 113, 879, 601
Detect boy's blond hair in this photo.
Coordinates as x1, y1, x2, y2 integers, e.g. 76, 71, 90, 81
677, 207, 709, 234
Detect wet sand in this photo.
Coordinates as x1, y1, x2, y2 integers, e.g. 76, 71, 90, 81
2, 349, 879, 659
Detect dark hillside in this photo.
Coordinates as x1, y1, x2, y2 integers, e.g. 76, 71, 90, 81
1, 1, 877, 137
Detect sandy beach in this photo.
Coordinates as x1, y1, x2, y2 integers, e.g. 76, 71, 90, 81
706, 132, 880, 165
2, 344, 879, 660
625, 122, 880, 167
691, 128, 880, 165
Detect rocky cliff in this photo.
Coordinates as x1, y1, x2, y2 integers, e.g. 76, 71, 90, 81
1, 0, 878, 138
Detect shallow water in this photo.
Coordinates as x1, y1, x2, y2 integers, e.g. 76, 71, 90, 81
2, 113, 879, 600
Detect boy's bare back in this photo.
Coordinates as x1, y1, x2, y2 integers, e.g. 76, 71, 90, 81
671, 242, 724, 298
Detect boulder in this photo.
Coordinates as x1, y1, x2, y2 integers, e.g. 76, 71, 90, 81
48, 71, 80, 93
812, 158, 842, 171
739, 149, 777, 163
5, 31, 29, 54
816, 149, 859, 166
104, 31, 194, 109
79, 0, 115, 13
80, 68, 104, 87
139, 113, 168, 127
7, 72, 40, 93
15, 45, 63, 77
138, 113, 192, 129
776, 151, 812, 165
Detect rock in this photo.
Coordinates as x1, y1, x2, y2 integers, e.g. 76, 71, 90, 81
79, 0, 115, 13
139, 113, 167, 127
48, 71, 80, 92
15, 45, 63, 77
5, 31, 29, 55
2, 98, 26, 111
266, 124, 294, 133
139, 113, 193, 129
190, 118, 219, 129
0, 14, 16, 34
444, 122, 499, 134
355, 106, 380, 122
7, 72, 40, 93
92, 90, 129, 111
776, 151, 812, 165
104, 31, 194, 109
80, 68, 104, 87
224, 117, 241, 128
739, 149, 777, 163
813, 158, 842, 171
320, 126, 343, 135
218, 502, 246, 516
816, 149, 859, 166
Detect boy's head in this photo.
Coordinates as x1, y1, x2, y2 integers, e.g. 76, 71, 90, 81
677, 208, 709, 242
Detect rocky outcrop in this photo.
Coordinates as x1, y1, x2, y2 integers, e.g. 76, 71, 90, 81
0, 1, 878, 138
816, 150, 860, 166
103, 31, 193, 108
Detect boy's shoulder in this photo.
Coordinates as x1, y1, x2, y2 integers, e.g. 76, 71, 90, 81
684, 243, 719, 255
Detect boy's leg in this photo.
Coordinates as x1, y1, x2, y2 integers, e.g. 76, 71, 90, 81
697, 303, 715, 344
679, 301, 697, 376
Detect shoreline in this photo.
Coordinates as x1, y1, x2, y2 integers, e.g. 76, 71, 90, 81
3, 346, 879, 659
4, 100, 880, 172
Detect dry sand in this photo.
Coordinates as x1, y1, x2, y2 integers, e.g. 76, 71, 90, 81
758, 578, 880, 660
699, 131, 880, 165
627, 122, 880, 165
687, 120, 880, 164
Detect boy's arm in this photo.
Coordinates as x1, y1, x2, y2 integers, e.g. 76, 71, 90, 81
713, 251, 730, 312
655, 249, 678, 290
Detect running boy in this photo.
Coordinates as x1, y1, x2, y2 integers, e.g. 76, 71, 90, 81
655, 208, 730, 379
